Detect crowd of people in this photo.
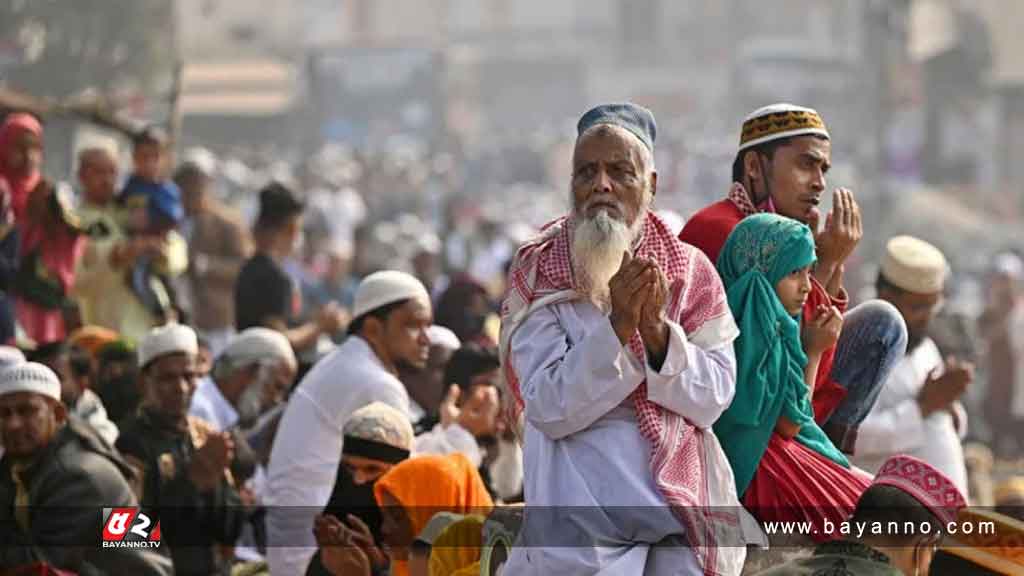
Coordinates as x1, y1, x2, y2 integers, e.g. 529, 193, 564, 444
0, 98, 1022, 576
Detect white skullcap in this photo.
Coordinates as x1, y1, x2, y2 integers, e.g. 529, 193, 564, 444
182, 147, 217, 177
881, 236, 948, 295
0, 362, 60, 402
343, 401, 415, 451
427, 325, 461, 351
138, 323, 198, 368
0, 346, 26, 369
993, 252, 1024, 280
352, 270, 431, 321
221, 327, 296, 371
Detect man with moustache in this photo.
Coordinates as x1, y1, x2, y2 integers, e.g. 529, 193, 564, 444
680, 103, 908, 454
853, 236, 972, 494
499, 104, 748, 575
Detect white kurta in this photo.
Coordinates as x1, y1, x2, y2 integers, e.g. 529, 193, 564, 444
265, 336, 410, 576
853, 337, 968, 495
502, 299, 737, 576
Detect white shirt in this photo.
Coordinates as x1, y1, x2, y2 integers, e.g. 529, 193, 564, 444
853, 337, 968, 496
188, 376, 238, 432
265, 336, 409, 576
502, 299, 737, 575
72, 389, 119, 446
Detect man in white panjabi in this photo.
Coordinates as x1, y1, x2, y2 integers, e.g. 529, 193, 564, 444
854, 236, 972, 495
499, 103, 754, 575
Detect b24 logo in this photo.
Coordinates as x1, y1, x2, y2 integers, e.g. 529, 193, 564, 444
102, 507, 161, 549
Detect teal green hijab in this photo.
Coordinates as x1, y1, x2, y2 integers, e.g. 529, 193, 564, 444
713, 213, 848, 497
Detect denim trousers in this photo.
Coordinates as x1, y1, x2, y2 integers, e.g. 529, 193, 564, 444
822, 300, 908, 453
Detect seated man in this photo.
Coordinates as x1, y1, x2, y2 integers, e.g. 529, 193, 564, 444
116, 324, 246, 576
854, 236, 972, 495
28, 340, 119, 445
0, 362, 171, 574
679, 103, 908, 453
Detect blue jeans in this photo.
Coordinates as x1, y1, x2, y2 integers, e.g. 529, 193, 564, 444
823, 300, 908, 453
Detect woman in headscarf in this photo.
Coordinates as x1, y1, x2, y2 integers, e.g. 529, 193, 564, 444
0, 113, 43, 223
714, 213, 871, 539
308, 401, 416, 576
316, 452, 493, 576
1, 115, 85, 344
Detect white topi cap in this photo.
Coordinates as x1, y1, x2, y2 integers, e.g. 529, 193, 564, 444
138, 323, 199, 368
352, 270, 431, 321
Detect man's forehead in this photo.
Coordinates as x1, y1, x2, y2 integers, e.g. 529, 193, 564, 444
574, 127, 645, 163
785, 135, 831, 158
150, 353, 195, 371
0, 391, 47, 408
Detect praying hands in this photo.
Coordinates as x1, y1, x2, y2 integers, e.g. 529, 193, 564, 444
608, 252, 670, 369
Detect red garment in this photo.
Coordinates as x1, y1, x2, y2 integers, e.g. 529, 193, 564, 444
679, 194, 849, 424
15, 220, 85, 344
742, 434, 871, 542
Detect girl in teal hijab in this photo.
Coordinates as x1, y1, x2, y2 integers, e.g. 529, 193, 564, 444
714, 214, 869, 538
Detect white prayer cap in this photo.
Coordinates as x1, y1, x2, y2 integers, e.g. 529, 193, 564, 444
0, 346, 25, 369
181, 147, 218, 177
881, 235, 948, 295
993, 252, 1024, 280
427, 325, 461, 351
352, 270, 431, 321
221, 327, 296, 371
0, 362, 60, 402
138, 323, 198, 368
343, 401, 415, 452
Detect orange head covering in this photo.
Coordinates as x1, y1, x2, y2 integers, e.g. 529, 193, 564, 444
69, 325, 120, 359
374, 453, 493, 576
429, 514, 485, 576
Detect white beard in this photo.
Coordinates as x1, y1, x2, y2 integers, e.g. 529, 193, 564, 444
571, 208, 644, 310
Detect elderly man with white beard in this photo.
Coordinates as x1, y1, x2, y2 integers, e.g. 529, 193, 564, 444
499, 104, 750, 575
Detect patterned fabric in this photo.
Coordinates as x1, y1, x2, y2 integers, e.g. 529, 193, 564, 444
727, 182, 760, 217
714, 214, 848, 496
739, 104, 829, 152
499, 211, 739, 575
873, 455, 966, 525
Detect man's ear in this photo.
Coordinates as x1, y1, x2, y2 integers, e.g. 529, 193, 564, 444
52, 400, 67, 424
649, 170, 658, 198
743, 150, 762, 182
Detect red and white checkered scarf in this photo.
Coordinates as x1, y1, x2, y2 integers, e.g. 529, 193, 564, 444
727, 181, 775, 217
500, 211, 738, 575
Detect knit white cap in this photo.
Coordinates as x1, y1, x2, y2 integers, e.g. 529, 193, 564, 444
881, 236, 948, 295
138, 323, 198, 368
221, 327, 296, 371
427, 325, 461, 351
352, 270, 431, 321
0, 362, 61, 402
